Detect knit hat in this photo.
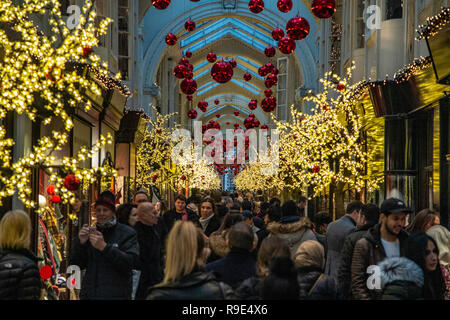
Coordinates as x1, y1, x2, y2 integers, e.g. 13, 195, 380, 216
95, 191, 116, 212
294, 240, 324, 270
427, 225, 450, 267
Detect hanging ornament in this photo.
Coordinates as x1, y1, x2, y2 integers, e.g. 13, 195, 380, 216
180, 78, 198, 94
243, 73, 252, 81
272, 68, 279, 75
277, 0, 293, 13
181, 175, 187, 181
264, 46, 276, 58
46, 185, 56, 196
214, 99, 220, 105
312, 165, 321, 173
207, 52, 217, 63
186, 63, 194, 72
261, 124, 269, 130
249, 113, 255, 118
244, 117, 255, 129
156, 129, 162, 135
198, 100, 208, 112
179, 58, 189, 66
64, 174, 81, 191
286, 16, 310, 40
229, 60, 237, 68
152, 0, 170, 9
82, 46, 93, 58
311, 0, 336, 19
261, 96, 277, 112
187, 109, 198, 119
253, 119, 261, 128
278, 36, 296, 54
165, 33, 177, 45
226, 122, 230, 125
185, 70, 194, 79
216, 114, 221, 118
234, 123, 241, 129
248, 99, 258, 110
248, 0, 264, 13
201, 124, 208, 133
187, 95, 193, 101
234, 110, 240, 116
185, 20, 196, 32
264, 89, 272, 97
337, 81, 345, 91
265, 63, 275, 73
211, 61, 233, 83
272, 28, 285, 41
173, 64, 187, 79
322, 104, 329, 111
185, 50, 193, 58
50, 195, 61, 204
265, 74, 278, 88
258, 65, 269, 77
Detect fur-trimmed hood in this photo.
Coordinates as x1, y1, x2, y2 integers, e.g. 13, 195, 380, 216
208, 230, 230, 258
266, 218, 311, 235
379, 257, 424, 288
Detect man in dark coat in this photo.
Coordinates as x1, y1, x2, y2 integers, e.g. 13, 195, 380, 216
325, 201, 363, 278
351, 198, 410, 300
205, 222, 257, 289
134, 202, 164, 300
70, 191, 139, 300
337, 203, 380, 299
163, 194, 199, 232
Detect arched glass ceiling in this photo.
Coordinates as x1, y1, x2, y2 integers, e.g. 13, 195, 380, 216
230, 79, 260, 95
193, 57, 264, 82
196, 79, 260, 96
196, 81, 221, 96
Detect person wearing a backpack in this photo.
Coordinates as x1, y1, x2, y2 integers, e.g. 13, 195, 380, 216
0, 210, 42, 300
294, 240, 341, 300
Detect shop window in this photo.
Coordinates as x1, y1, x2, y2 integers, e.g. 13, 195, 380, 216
385, 0, 403, 20
355, 0, 365, 49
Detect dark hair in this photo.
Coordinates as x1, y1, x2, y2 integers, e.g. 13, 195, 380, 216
156, 200, 167, 213
313, 211, 332, 226
269, 197, 281, 206
267, 204, 282, 222
217, 204, 229, 218
407, 209, 439, 234
260, 202, 270, 216
282, 200, 298, 217
116, 204, 137, 226
361, 203, 380, 226
261, 257, 299, 300
298, 196, 307, 203
242, 199, 253, 211
229, 203, 241, 214
406, 233, 445, 300
134, 188, 149, 200
210, 190, 222, 203
257, 237, 291, 276
200, 197, 216, 213
346, 201, 364, 215
227, 222, 254, 251
217, 213, 244, 233
175, 194, 187, 203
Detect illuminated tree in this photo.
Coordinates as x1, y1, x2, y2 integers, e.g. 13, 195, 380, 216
0, 0, 120, 209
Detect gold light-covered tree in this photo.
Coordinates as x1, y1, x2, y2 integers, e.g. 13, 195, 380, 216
0, 0, 120, 209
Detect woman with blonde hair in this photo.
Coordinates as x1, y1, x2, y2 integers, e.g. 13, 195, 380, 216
146, 221, 234, 300
0, 210, 42, 300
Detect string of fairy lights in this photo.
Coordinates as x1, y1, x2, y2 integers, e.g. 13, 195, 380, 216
416, 7, 450, 40
0, 0, 124, 209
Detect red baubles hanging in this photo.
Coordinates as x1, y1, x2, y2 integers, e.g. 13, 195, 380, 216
180, 78, 198, 94
337, 81, 345, 91
253, 119, 260, 128
286, 16, 310, 40
207, 52, 217, 63
229, 60, 237, 68
216, 114, 221, 118
198, 100, 208, 112
179, 58, 189, 66
278, 36, 296, 54
211, 61, 233, 83
248, 0, 264, 13
234, 110, 240, 116
244, 116, 255, 129
258, 65, 269, 77
82, 46, 93, 58
187, 95, 193, 101
264, 46, 276, 58
187, 109, 198, 119
311, 0, 336, 19
165, 33, 177, 45
64, 174, 81, 191
261, 96, 277, 112
248, 99, 258, 110
215, 99, 220, 105
152, 0, 170, 10
312, 165, 321, 173
185, 20, 196, 32
50, 195, 61, 204
261, 124, 269, 130
265, 74, 278, 88
243, 73, 252, 81
46, 185, 56, 196
264, 89, 272, 97
272, 68, 279, 75
185, 50, 192, 58
173, 64, 187, 79
265, 63, 275, 73
277, 0, 293, 13
272, 28, 285, 41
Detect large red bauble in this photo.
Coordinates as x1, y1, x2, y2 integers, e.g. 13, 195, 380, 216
214, 99, 220, 105
243, 73, 252, 81
311, 0, 336, 19
272, 68, 279, 75
234, 110, 240, 116
64, 174, 81, 191
272, 28, 285, 41
185, 20, 196, 31
265, 74, 278, 88
249, 113, 255, 118
264, 46, 276, 58
187, 109, 198, 119
207, 52, 217, 63
173, 64, 187, 79
277, 0, 293, 13
244, 117, 255, 129
211, 61, 233, 83
265, 63, 275, 73
248, 99, 258, 110
152, 0, 170, 10
180, 58, 189, 66
264, 89, 272, 97
180, 78, 197, 94
253, 119, 261, 128
261, 124, 269, 130
286, 16, 310, 40
248, 0, 264, 13
46, 185, 56, 196
165, 33, 177, 45
258, 66, 269, 77
185, 51, 192, 59
278, 36, 296, 54
229, 60, 237, 68
261, 96, 277, 112
184, 71, 193, 79
198, 100, 208, 112
51, 195, 61, 204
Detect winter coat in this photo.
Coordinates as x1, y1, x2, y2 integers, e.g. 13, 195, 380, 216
146, 270, 235, 300
0, 248, 42, 300
297, 266, 340, 300
351, 223, 409, 300
205, 247, 257, 289
325, 215, 356, 278
337, 223, 376, 299
134, 221, 164, 300
234, 276, 263, 300
163, 208, 199, 232
202, 214, 222, 237
378, 257, 424, 300
69, 222, 139, 300
208, 230, 230, 261
266, 216, 317, 258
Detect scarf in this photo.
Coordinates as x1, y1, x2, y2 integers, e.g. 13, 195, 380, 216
199, 214, 214, 231
96, 216, 117, 230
